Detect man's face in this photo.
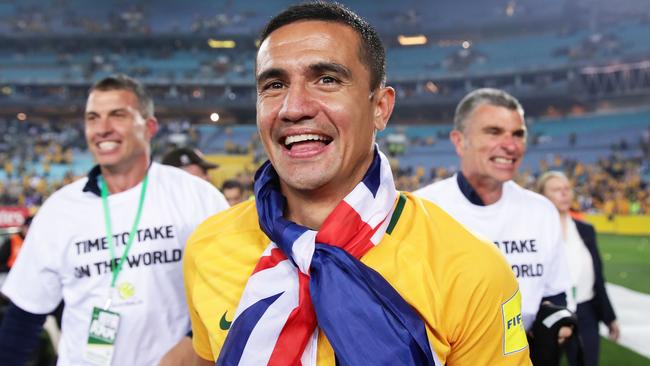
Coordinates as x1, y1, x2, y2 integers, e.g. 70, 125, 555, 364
223, 187, 244, 206
451, 103, 527, 185
255, 20, 394, 197
181, 164, 210, 181
85, 89, 157, 173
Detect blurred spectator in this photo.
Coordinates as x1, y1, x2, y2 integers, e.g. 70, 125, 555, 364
161, 147, 218, 182
220, 179, 245, 206
0, 216, 32, 273
537, 171, 619, 366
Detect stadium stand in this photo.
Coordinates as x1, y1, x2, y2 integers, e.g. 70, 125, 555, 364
1, 0, 649, 217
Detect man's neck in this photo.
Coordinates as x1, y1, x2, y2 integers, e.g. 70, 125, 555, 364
100, 157, 150, 194
282, 182, 356, 230
461, 171, 504, 206
280, 152, 376, 230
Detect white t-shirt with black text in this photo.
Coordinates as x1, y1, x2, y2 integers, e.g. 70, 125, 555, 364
3, 163, 229, 365
415, 176, 571, 330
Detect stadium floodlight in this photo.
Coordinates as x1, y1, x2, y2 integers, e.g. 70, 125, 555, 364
397, 35, 427, 46
210, 113, 220, 123
208, 39, 236, 48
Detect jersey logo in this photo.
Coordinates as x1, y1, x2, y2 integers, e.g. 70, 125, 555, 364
501, 289, 528, 355
117, 282, 135, 300
219, 311, 232, 330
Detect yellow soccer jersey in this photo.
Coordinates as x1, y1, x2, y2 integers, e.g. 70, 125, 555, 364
184, 193, 531, 365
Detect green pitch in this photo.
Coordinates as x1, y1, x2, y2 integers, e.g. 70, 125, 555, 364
600, 338, 650, 365
561, 338, 650, 365
594, 234, 650, 364
598, 234, 650, 295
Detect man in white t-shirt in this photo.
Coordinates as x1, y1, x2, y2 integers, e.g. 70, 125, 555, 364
414, 88, 573, 350
0, 75, 229, 366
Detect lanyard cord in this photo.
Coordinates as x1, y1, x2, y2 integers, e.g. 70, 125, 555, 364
99, 174, 149, 288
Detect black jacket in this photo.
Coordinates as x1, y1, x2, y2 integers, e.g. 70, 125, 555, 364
573, 219, 617, 325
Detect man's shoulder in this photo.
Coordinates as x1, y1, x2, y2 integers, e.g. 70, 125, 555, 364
392, 193, 515, 282
187, 200, 264, 248
505, 181, 556, 211
185, 200, 268, 274
413, 176, 455, 201
39, 177, 91, 209
152, 163, 227, 210
153, 163, 216, 191
397, 192, 495, 252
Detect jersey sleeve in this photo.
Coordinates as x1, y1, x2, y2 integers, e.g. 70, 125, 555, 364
1, 207, 63, 314
541, 208, 571, 299
445, 250, 532, 365
183, 233, 215, 361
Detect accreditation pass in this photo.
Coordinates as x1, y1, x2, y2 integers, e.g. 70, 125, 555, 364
84, 307, 121, 366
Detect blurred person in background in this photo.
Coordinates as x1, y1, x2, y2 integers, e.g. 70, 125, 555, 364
220, 179, 245, 206
0, 216, 32, 273
0, 74, 229, 366
161, 147, 218, 182
537, 171, 619, 366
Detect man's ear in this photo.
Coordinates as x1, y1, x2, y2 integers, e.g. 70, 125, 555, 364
372, 86, 395, 132
450, 129, 465, 158
146, 117, 159, 139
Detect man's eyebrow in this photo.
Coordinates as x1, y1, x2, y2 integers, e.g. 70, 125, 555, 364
308, 62, 351, 79
256, 68, 288, 85
514, 128, 527, 136
85, 108, 129, 117
256, 62, 352, 86
481, 125, 504, 132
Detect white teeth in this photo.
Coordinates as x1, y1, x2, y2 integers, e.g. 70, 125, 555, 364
98, 141, 119, 150
493, 157, 514, 164
284, 134, 327, 146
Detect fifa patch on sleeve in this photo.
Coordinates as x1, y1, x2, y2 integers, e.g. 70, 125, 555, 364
501, 289, 528, 355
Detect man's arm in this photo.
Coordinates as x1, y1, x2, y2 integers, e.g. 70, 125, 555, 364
444, 254, 531, 365
194, 357, 214, 366
541, 292, 567, 306
0, 302, 47, 366
158, 336, 197, 366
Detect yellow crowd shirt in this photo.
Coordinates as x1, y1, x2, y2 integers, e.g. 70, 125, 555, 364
184, 193, 531, 365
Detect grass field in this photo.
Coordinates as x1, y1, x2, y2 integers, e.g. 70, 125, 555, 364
600, 338, 650, 365
594, 234, 650, 365
599, 234, 650, 294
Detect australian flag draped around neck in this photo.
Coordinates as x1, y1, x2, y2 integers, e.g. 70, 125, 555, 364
216, 149, 439, 366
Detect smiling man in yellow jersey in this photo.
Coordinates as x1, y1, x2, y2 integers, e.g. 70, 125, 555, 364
184, 3, 531, 365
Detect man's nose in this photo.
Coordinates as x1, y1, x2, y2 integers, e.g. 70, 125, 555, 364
500, 134, 519, 152
277, 83, 318, 123
90, 116, 113, 135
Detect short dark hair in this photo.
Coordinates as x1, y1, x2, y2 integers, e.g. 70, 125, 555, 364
221, 179, 244, 192
454, 88, 525, 132
258, 1, 386, 91
89, 74, 154, 118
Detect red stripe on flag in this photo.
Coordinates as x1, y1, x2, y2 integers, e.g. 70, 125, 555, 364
317, 201, 377, 258
268, 272, 317, 366
252, 248, 287, 275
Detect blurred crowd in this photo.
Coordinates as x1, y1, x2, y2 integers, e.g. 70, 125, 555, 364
0, 119, 82, 207
2, 119, 649, 217
0, 119, 200, 208
394, 152, 650, 216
